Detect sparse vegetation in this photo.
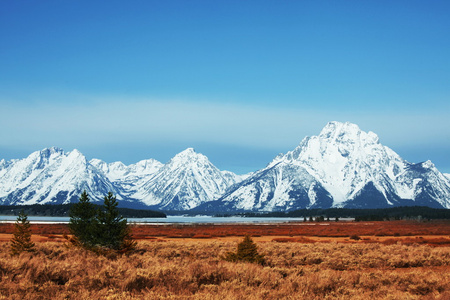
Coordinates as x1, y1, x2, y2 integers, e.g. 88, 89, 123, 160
1, 220, 450, 298
0, 240, 449, 299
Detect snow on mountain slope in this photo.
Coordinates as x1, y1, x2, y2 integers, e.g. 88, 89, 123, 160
0, 159, 8, 170
394, 161, 450, 209
274, 121, 411, 206
0, 147, 243, 210
90, 159, 129, 181
132, 148, 242, 210
90, 158, 163, 182
90, 158, 164, 200
210, 122, 450, 211
207, 163, 333, 212
1, 123, 448, 211
0, 147, 121, 205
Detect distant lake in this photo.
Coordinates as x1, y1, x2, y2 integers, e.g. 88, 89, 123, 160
0, 215, 307, 224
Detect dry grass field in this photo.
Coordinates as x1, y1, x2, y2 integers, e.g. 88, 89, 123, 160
1, 220, 450, 299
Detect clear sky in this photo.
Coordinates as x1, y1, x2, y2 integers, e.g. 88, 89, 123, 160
1, 0, 449, 174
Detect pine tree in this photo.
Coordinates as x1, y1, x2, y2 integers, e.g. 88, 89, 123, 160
10, 210, 35, 255
223, 235, 265, 265
96, 192, 134, 250
68, 190, 99, 248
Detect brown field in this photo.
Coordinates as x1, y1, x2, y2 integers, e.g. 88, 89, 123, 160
1, 220, 450, 245
1, 220, 450, 299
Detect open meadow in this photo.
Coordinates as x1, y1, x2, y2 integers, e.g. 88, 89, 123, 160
1, 220, 450, 299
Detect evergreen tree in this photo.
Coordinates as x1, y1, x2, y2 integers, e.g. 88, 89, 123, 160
10, 210, 35, 255
68, 190, 99, 248
223, 235, 265, 265
96, 192, 134, 250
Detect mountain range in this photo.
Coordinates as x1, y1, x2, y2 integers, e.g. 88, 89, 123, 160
1, 121, 449, 211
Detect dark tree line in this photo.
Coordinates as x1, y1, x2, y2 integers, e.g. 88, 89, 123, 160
234, 206, 450, 220
0, 202, 166, 218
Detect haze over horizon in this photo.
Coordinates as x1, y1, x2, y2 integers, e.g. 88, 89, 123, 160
1, 1, 449, 174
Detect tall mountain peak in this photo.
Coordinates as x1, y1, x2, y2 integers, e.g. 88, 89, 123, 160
0, 147, 119, 205
211, 121, 450, 211
319, 121, 379, 144
319, 121, 360, 135
36, 147, 64, 158
67, 148, 86, 161
1, 122, 449, 211
170, 148, 207, 165
273, 121, 382, 166
176, 147, 197, 156
131, 147, 242, 210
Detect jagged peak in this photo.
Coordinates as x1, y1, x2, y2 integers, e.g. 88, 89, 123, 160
421, 160, 436, 169
109, 161, 127, 167
66, 148, 86, 159
162, 148, 217, 175
65, 149, 88, 165
134, 158, 163, 168
24, 147, 65, 164
267, 121, 389, 169
38, 147, 65, 157
320, 121, 360, 135
69, 148, 83, 156
171, 148, 205, 161
0, 159, 7, 169
179, 147, 196, 154
318, 121, 379, 144
89, 158, 105, 165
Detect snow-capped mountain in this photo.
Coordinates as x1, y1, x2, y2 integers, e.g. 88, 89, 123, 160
0, 147, 242, 210
197, 122, 450, 211
90, 158, 163, 182
1, 122, 449, 211
0, 147, 121, 205
131, 148, 242, 210
89, 158, 164, 197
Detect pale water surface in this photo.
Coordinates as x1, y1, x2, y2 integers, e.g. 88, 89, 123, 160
0, 215, 306, 224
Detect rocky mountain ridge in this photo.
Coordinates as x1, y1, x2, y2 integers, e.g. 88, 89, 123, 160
0, 147, 242, 209
198, 122, 450, 211
1, 122, 449, 211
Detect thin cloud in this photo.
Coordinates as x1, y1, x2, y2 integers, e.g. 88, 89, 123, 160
1, 96, 449, 148
1, 96, 449, 172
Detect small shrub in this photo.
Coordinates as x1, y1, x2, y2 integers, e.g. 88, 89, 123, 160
349, 234, 361, 241
223, 235, 265, 265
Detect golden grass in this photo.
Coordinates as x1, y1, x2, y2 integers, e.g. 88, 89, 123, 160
1, 240, 450, 299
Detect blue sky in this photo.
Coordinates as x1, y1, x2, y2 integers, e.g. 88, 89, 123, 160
1, 0, 449, 174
